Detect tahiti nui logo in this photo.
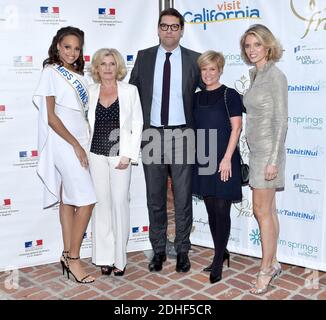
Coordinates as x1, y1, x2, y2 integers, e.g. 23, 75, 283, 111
290, 0, 326, 38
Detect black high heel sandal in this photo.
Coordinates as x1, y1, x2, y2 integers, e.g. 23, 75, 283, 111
113, 266, 126, 276
101, 265, 114, 275
66, 256, 95, 284
203, 249, 230, 272
60, 250, 69, 276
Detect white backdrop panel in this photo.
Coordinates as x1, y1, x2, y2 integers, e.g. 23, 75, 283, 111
0, 0, 159, 270
175, 0, 326, 271
1, 0, 325, 272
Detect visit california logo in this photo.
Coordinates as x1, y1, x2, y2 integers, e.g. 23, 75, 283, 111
182, 0, 261, 30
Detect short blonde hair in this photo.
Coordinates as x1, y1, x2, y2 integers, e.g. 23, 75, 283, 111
240, 24, 283, 65
91, 48, 127, 82
197, 50, 225, 72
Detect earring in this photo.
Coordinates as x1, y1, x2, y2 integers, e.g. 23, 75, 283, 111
56, 49, 60, 59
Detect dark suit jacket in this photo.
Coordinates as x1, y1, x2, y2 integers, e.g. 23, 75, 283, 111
129, 45, 201, 129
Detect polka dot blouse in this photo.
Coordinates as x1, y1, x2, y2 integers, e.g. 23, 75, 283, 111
90, 98, 120, 157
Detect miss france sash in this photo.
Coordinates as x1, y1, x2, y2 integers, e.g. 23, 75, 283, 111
49, 64, 89, 120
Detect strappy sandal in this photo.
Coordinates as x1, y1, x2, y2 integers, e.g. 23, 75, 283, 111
66, 256, 95, 284
250, 266, 277, 295
251, 261, 282, 285
60, 250, 69, 276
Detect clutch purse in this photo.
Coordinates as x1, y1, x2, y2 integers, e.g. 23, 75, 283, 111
240, 156, 249, 186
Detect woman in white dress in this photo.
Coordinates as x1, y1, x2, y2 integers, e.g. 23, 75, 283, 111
33, 26, 96, 283
88, 48, 143, 276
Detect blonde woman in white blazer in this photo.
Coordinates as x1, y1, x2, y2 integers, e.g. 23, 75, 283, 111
88, 48, 143, 276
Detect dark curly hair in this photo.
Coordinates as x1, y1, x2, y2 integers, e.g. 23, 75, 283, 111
43, 26, 85, 74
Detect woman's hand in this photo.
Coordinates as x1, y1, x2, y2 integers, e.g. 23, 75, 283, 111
265, 164, 278, 181
73, 144, 89, 168
219, 158, 232, 182
115, 156, 130, 170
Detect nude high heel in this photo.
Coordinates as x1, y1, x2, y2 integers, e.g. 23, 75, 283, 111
251, 261, 282, 285
250, 266, 279, 295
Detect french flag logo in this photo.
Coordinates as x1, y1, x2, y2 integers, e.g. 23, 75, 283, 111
3, 199, 11, 206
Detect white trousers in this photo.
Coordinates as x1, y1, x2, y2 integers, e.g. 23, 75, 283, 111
89, 152, 131, 270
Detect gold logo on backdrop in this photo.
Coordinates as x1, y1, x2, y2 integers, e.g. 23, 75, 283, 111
310, 0, 316, 10
290, 0, 326, 38
233, 198, 253, 218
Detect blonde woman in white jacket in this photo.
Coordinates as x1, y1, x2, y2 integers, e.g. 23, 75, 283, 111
88, 48, 143, 276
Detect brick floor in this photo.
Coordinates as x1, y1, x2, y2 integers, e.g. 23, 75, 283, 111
1, 181, 325, 300
1, 247, 325, 300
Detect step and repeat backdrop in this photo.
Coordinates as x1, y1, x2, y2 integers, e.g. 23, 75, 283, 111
0, 0, 325, 272
0, 0, 159, 271
174, 0, 326, 271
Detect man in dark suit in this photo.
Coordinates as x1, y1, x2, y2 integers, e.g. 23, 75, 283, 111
129, 8, 200, 273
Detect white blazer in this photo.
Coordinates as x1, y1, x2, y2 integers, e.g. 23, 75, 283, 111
88, 81, 143, 163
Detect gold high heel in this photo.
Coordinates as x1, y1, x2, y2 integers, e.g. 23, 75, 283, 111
250, 266, 277, 295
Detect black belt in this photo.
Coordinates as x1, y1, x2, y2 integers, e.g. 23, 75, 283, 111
150, 125, 187, 129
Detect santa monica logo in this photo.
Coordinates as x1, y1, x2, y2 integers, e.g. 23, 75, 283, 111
183, 0, 260, 30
